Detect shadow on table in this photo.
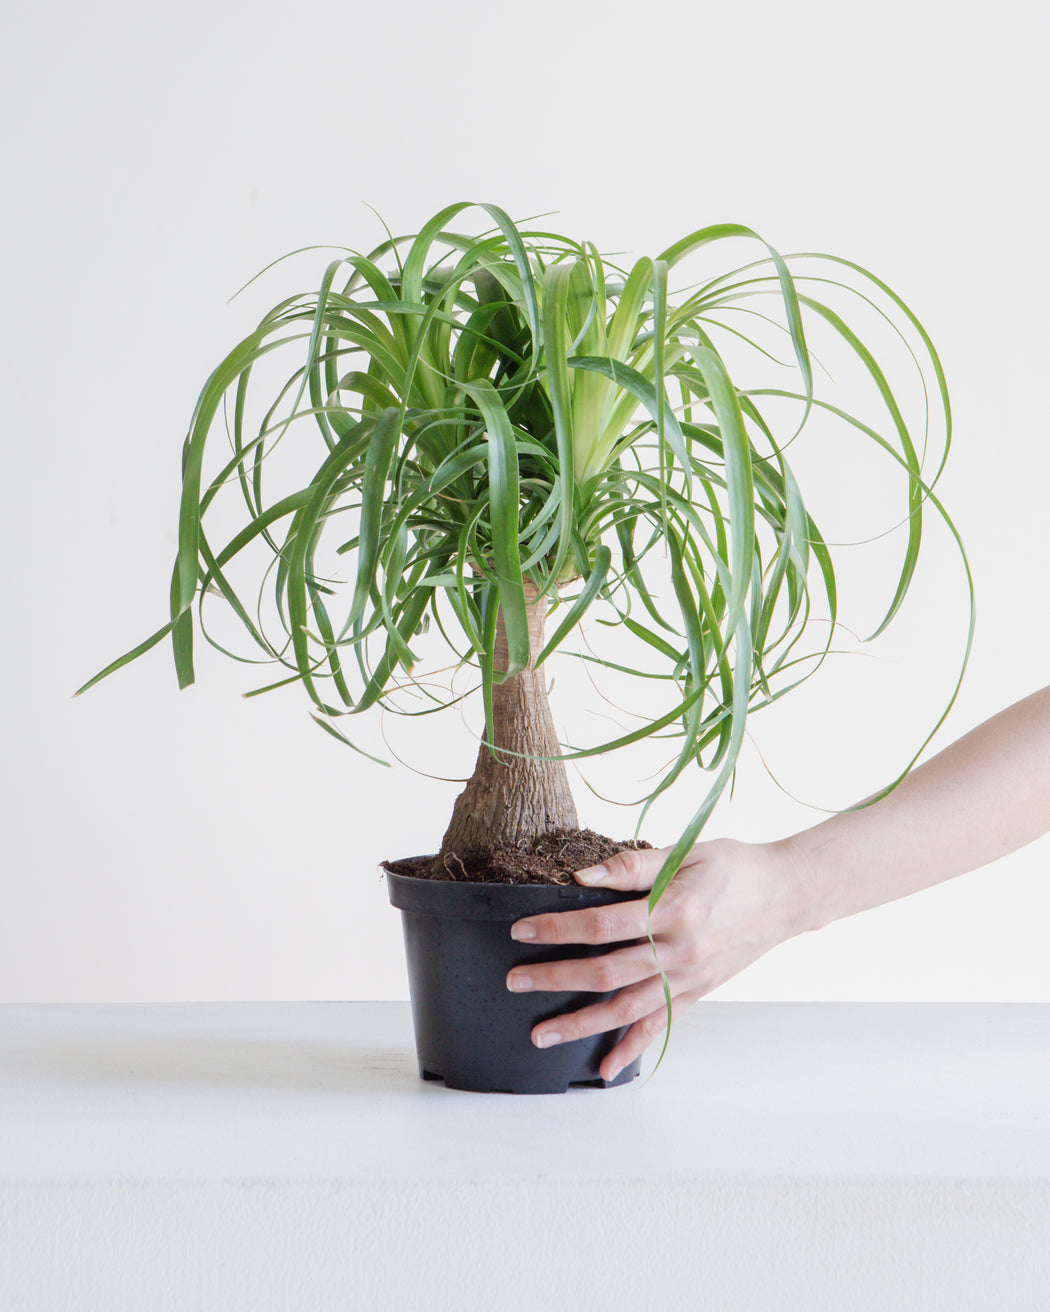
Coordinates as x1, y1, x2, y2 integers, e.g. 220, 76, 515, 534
14, 1035, 422, 1095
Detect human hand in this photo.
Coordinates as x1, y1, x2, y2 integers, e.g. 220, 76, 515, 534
506, 837, 810, 1081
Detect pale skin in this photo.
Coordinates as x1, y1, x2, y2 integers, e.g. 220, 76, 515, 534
507, 686, 1050, 1083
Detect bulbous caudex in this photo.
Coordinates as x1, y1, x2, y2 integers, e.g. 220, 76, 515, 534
438, 587, 578, 868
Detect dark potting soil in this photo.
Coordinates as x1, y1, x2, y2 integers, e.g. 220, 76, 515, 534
383, 828, 653, 886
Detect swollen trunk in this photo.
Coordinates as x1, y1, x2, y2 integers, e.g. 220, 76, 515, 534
438, 590, 578, 863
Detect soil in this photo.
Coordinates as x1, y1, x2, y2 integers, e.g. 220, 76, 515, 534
383, 828, 653, 886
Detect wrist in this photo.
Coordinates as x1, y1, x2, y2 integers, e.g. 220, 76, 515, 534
765, 832, 832, 937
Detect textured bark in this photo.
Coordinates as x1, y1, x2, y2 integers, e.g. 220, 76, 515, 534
439, 590, 578, 863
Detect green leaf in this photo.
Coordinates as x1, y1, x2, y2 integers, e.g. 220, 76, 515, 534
75, 620, 177, 696
683, 342, 755, 638
460, 379, 529, 677
540, 261, 578, 582
535, 545, 612, 667
348, 408, 403, 628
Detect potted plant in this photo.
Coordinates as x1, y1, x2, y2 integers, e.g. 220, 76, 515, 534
79, 201, 969, 1093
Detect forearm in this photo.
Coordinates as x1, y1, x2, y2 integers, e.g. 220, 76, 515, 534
779, 686, 1050, 932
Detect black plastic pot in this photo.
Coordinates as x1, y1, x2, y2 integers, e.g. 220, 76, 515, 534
386, 868, 644, 1094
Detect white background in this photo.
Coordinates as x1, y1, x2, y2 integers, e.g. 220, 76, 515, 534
3, 0, 1047, 1004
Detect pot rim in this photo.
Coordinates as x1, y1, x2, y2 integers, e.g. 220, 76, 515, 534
384, 863, 643, 921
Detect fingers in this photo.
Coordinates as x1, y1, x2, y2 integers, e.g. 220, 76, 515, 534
506, 940, 667, 997
526, 976, 705, 1081
574, 843, 672, 893
598, 989, 703, 1082
511, 896, 649, 947
528, 975, 670, 1054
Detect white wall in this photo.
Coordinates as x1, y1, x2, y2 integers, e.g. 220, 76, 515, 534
3, 0, 1047, 1004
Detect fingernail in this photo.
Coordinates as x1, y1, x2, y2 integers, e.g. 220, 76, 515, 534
534, 1030, 561, 1049
576, 865, 607, 885
511, 921, 536, 941
507, 973, 533, 992
605, 1063, 622, 1082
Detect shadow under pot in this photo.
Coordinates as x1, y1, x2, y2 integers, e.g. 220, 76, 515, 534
385, 868, 645, 1094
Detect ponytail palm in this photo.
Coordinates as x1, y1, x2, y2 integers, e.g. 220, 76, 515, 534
80, 202, 970, 900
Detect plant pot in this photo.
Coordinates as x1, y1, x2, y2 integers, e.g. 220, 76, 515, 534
386, 868, 645, 1094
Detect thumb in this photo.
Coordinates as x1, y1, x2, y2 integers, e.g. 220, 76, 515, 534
575, 844, 668, 892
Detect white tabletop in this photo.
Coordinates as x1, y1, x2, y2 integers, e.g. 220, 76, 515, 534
2, 1001, 1048, 1186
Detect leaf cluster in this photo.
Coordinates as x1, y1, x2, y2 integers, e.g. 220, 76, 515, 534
80, 202, 972, 888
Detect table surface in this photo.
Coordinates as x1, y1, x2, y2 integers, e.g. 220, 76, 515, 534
1, 1001, 1048, 1186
